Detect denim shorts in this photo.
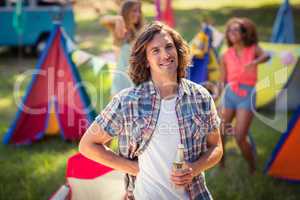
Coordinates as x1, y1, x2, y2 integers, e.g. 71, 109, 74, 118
221, 84, 256, 111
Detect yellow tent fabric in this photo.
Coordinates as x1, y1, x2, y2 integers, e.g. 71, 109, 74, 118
208, 49, 220, 82
255, 42, 299, 107
190, 32, 209, 59
45, 102, 60, 135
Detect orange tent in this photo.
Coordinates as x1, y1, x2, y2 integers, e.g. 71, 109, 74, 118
265, 106, 300, 182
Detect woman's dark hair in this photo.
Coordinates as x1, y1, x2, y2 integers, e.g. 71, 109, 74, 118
129, 21, 191, 85
225, 17, 258, 47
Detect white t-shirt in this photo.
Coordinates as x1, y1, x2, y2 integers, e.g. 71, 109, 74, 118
133, 97, 189, 200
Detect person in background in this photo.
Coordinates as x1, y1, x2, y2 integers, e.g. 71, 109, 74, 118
219, 17, 270, 174
79, 21, 223, 200
155, 0, 175, 28
100, 0, 143, 96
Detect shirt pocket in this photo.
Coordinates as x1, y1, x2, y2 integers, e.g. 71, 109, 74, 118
130, 115, 152, 144
131, 114, 154, 157
191, 114, 206, 140
190, 114, 209, 159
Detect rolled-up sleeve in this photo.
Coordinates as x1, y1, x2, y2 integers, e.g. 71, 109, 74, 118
95, 96, 124, 137
199, 90, 221, 134
206, 95, 220, 133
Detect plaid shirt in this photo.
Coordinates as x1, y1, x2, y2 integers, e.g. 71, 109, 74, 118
96, 78, 220, 200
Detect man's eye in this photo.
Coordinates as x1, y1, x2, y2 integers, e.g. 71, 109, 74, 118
152, 49, 159, 54
166, 44, 174, 49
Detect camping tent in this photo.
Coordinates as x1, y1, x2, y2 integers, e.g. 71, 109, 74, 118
155, 0, 175, 28
66, 153, 124, 200
264, 106, 300, 182
3, 25, 96, 145
271, 0, 295, 43
255, 42, 300, 110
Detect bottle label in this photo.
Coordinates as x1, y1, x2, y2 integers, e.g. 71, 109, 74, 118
173, 162, 184, 170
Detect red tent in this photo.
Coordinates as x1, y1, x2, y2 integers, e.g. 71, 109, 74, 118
155, 0, 175, 28
3, 25, 96, 145
66, 153, 124, 200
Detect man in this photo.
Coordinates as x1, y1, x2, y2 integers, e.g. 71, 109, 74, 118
79, 21, 223, 200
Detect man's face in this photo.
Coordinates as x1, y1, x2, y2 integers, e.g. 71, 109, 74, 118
146, 30, 178, 81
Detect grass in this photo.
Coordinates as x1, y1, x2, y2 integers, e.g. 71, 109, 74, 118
0, 137, 77, 200
207, 114, 300, 200
0, 0, 300, 199
174, 2, 300, 43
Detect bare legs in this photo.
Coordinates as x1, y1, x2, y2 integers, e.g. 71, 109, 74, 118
220, 108, 235, 168
235, 109, 256, 173
220, 108, 256, 173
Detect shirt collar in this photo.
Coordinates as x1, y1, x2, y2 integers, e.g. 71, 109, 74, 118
178, 79, 191, 97
143, 78, 191, 97
146, 80, 157, 95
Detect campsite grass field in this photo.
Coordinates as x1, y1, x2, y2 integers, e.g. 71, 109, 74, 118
0, 0, 300, 199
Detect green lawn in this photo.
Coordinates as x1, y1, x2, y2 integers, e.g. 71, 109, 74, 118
0, 0, 300, 199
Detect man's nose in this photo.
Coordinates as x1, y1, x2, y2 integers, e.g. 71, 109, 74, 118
161, 49, 170, 59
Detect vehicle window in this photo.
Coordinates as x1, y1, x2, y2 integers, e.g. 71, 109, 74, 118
0, 0, 5, 7
37, 0, 70, 6
9, 0, 29, 6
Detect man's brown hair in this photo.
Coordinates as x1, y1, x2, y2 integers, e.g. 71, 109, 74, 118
129, 21, 190, 85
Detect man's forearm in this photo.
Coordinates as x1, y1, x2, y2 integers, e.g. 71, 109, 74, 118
79, 143, 139, 176
189, 144, 223, 177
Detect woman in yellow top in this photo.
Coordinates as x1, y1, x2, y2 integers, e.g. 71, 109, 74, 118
100, 0, 143, 96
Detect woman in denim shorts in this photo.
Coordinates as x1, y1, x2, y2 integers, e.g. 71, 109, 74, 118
219, 17, 270, 173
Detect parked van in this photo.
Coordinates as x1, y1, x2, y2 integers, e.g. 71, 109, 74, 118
0, 0, 76, 54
